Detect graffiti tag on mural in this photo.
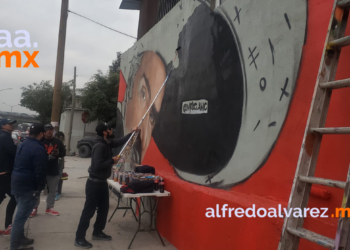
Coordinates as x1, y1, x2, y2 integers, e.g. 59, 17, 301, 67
182, 100, 208, 114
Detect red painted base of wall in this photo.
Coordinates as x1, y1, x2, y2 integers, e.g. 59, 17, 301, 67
141, 1, 350, 249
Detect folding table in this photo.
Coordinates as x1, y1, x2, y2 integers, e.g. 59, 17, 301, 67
107, 179, 171, 249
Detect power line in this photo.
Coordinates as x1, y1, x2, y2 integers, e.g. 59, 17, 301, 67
76, 74, 95, 76
68, 10, 137, 39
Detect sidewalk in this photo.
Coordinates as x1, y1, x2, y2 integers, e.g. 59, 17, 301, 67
0, 156, 177, 250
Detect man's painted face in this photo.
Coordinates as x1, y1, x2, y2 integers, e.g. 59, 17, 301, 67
125, 51, 166, 161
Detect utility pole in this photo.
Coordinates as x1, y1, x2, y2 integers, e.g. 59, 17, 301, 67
66, 66, 76, 155
3, 103, 19, 113
51, 0, 69, 130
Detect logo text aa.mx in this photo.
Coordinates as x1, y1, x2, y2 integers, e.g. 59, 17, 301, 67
0, 30, 39, 68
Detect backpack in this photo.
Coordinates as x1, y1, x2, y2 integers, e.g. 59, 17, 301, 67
121, 180, 154, 194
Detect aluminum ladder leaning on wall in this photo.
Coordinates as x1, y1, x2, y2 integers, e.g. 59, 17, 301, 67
278, 0, 350, 249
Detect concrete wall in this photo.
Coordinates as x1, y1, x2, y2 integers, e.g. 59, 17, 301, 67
59, 109, 98, 153
117, 0, 350, 249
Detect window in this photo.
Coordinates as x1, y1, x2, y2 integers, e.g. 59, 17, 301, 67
156, 0, 180, 23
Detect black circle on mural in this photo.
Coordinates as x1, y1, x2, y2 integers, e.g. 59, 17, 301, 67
260, 78, 267, 91
153, 3, 244, 176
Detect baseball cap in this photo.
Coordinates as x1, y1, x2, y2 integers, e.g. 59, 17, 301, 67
44, 124, 54, 130
29, 123, 45, 134
96, 124, 108, 136
0, 119, 17, 127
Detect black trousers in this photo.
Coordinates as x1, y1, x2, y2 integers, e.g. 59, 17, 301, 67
0, 174, 17, 228
76, 179, 109, 240
57, 158, 64, 195
57, 179, 63, 195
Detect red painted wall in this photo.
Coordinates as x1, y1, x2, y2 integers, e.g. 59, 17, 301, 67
137, 1, 350, 249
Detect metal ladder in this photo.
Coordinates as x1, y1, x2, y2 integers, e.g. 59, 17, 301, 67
278, 0, 350, 249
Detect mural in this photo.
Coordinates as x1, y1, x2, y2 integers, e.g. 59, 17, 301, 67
117, 0, 307, 188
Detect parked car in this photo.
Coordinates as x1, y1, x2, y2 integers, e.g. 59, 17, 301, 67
77, 138, 95, 158
12, 131, 20, 143
18, 132, 29, 142
11, 133, 20, 145
77, 130, 120, 158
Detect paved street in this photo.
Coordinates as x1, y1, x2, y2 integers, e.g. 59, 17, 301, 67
0, 156, 176, 250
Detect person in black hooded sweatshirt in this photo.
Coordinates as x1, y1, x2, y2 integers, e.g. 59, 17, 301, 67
75, 123, 136, 249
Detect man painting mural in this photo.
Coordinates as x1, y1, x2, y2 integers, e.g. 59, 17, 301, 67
74, 124, 136, 249
121, 51, 166, 164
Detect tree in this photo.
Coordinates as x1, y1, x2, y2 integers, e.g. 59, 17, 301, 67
81, 52, 121, 125
109, 52, 122, 74
80, 71, 119, 125
20, 80, 72, 124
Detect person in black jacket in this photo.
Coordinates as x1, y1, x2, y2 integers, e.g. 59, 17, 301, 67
30, 124, 66, 217
10, 123, 47, 250
0, 119, 17, 236
75, 124, 136, 249
55, 131, 66, 200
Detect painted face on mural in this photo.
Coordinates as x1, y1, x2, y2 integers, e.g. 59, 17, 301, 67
125, 51, 166, 161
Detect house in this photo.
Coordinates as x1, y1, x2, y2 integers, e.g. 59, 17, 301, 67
59, 89, 98, 153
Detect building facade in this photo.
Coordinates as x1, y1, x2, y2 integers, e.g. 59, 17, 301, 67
59, 92, 98, 153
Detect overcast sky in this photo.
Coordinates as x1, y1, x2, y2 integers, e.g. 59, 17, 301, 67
0, 0, 139, 114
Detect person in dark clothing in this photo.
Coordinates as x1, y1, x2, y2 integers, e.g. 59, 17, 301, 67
10, 123, 47, 250
31, 124, 66, 217
75, 124, 136, 249
0, 119, 17, 236
55, 131, 66, 200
